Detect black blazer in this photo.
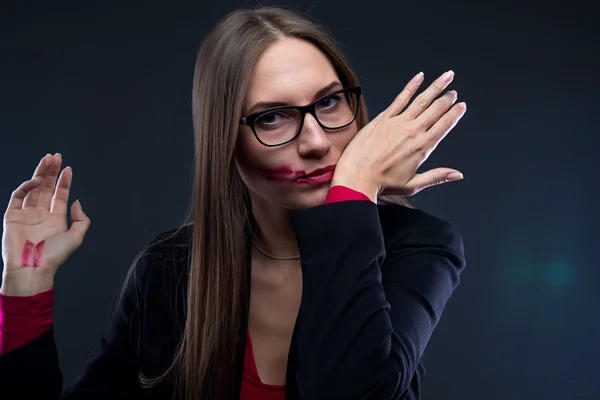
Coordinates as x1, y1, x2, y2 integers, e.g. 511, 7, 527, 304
0, 200, 465, 400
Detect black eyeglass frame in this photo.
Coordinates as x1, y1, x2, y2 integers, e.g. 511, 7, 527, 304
239, 86, 362, 147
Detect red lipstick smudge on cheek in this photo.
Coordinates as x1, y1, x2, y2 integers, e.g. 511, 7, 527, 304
21, 240, 46, 268
262, 166, 307, 182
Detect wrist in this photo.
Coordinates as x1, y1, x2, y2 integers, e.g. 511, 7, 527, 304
1, 271, 55, 297
331, 169, 379, 203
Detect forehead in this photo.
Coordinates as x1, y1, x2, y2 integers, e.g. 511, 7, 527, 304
245, 37, 339, 106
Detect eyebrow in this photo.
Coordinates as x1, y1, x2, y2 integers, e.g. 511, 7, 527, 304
245, 81, 343, 115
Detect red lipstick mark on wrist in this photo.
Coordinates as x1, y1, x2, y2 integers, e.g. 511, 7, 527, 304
21, 240, 46, 268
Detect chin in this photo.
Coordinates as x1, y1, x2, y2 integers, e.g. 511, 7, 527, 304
286, 185, 330, 210
249, 182, 331, 211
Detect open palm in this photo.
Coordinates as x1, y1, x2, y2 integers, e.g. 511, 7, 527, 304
1, 153, 90, 295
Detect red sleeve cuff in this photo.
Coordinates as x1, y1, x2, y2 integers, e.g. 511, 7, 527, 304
0, 286, 55, 354
324, 185, 371, 204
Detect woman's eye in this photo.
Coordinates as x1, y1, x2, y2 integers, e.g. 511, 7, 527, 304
318, 94, 341, 109
259, 112, 283, 124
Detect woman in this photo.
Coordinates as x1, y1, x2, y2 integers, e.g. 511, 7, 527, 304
0, 6, 466, 400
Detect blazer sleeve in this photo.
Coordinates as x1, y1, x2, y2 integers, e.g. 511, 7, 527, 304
286, 200, 466, 400
0, 253, 151, 400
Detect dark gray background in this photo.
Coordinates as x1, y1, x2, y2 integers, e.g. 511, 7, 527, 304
1, 0, 598, 398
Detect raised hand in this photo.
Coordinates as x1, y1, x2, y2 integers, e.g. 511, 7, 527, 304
332, 70, 466, 201
1, 153, 91, 296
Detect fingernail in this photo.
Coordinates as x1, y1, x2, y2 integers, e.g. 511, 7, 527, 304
447, 172, 463, 181
75, 199, 82, 210
448, 90, 457, 97
412, 71, 424, 83
442, 70, 454, 83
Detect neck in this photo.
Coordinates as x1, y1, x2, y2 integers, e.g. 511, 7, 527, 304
249, 192, 300, 259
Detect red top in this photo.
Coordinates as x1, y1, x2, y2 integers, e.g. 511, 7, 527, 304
0, 185, 371, 399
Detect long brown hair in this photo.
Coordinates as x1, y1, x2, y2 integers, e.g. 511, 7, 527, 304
117, 5, 412, 400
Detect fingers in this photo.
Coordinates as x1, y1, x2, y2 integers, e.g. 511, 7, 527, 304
416, 90, 459, 129
383, 72, 425, 118
425, 102, 467, 149
67, 199, 91, 246
6, 177, 44, 211
37, 153, 62, 210
22, 155, 52, 208
404, 168, 464, 194
50, 166, 72, 216
401, 70, 455, 120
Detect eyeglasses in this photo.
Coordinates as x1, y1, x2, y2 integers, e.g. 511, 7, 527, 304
239, 86, 362, 147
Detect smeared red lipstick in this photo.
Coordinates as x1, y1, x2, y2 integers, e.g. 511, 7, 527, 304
21, 240, 46, 268
264, 167, 301, 176
262, 164, 336, 184
298, 165, 336, 179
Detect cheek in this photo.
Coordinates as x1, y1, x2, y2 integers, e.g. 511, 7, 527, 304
235, 131, 281, 187
331, 122, 359, 151
235, 132, 260, 179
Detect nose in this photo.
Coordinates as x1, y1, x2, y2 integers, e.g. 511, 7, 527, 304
297, 113, 331, 158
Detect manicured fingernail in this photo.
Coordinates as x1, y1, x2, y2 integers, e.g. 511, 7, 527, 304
442, 70, 454, 83
447, 172, 463, 181
412, 72, 424, 83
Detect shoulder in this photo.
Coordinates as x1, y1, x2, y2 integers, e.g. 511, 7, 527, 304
376, 204, 464, 258
131, 224, 194, 289
144, 224, 194, 261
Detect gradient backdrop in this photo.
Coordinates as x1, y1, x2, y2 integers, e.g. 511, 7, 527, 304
1, 0, 598, 399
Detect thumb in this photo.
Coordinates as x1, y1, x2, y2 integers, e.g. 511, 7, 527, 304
405, 168, 464, 194
67, 199, 91, 244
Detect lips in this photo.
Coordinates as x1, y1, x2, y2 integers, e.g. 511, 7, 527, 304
262, 164, 337, 182
298, 164, 336, 179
